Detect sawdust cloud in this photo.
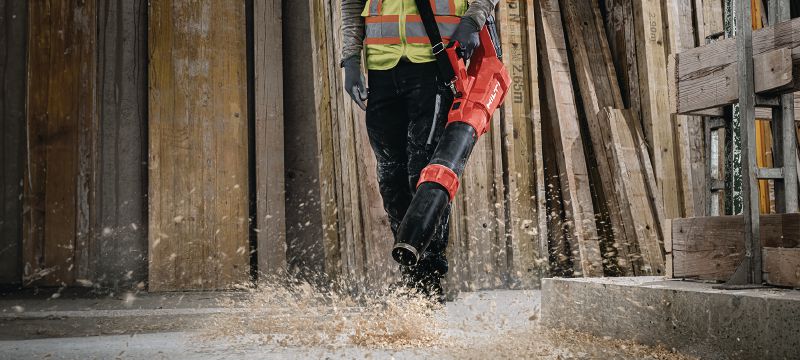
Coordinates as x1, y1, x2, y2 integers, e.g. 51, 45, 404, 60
199, 276, 444, 350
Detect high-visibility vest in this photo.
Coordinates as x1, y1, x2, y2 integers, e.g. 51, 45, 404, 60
362, 0, 468, 71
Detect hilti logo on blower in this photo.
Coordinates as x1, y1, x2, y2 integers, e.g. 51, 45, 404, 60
485, 81, 501, 109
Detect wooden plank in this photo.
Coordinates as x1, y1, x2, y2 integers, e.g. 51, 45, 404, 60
540, 90, 570, 276
603, 0, 642, 122
498, 0, 545, 287
563, 0, 635, 275
24, 0, 96, 287
633, 0, 682, 220
673, 16, 800, 114
601, 108, 666, 275
523, 0, 549, 279
148, 0, 250, 291
664, 0, 706, 218
93, 0, 149, 287
535, 0, 603, 277
763, 247, 800, 288
669, 214, 800, 280
254, 0, 287, 275
697, 0, 725, 44
284, 0, 329, 280
0, 0, 26, 285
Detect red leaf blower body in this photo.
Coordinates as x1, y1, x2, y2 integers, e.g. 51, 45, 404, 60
392, 21, 511, 266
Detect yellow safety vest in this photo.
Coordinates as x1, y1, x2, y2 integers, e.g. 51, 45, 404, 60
362, 0, 468, 71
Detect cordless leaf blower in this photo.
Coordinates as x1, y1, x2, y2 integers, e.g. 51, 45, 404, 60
392, 6, 511, 266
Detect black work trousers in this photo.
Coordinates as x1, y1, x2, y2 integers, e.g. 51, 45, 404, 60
366, 60, 453, 277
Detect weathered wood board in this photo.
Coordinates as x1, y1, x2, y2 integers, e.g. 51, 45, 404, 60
563, 0, 637, 275
672, 16, 800, 114
763, 247, 800, 288
254, 0, 287, 276
601, 108, 666, 275
0, 0, 27, 285
148, 0, 250, 290
663, 0, 706, 217
24, 0, 97, 287
668, 213, 800, 280
633, 0, 682, 220
93, 0, 149, 288
497, 0, 546, 288
535, 0, 603, 277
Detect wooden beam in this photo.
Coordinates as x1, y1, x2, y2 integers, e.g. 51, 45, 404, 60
763, 247, 800, 288
563, 0, 636, 275
664, 0, 706, 217
148, 0, 250, 291
25, 0, 96, 287
535, 0, 603, 277
498, 0, 546, 287
0, 0, 27, 285
633, 0, 682, 219
254, 0, 287, 275
668, 213, 800, 280
93, 0, 149, 287
601, 108, 666, 275
672, 16, 800, 114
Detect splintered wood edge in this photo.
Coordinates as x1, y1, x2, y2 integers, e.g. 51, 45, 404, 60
668, 53, 678, 115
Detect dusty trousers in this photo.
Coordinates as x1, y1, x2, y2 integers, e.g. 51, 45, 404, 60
365, 60, 453, 278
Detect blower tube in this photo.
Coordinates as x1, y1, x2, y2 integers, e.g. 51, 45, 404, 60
392, 122, 477, 266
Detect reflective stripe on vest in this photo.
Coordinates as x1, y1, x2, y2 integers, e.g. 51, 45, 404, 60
368, 0, 381, 16
364, 15, 401, 45
404, 15, 459, 44
430, 0, 455, 15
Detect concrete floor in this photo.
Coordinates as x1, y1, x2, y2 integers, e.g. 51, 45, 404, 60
0, 289, 691, 359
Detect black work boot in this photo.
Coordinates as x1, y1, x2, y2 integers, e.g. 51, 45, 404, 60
398, 265, 445, 304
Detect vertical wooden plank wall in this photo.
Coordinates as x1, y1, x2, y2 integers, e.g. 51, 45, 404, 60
148, 0, 250, 290
25, 0, 96, 287
254, 0, 287, 275
306, 0, 396, 288
94, 0, 148, 288
0, 0, 26, 285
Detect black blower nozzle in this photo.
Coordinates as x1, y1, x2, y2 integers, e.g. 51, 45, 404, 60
392, 122, 477, 266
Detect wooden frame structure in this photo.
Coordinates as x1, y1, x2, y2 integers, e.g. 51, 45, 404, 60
669, 0, 799, 288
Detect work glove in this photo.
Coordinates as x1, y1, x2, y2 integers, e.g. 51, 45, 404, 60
450, 17, 481, 60
342, 55, 368, 111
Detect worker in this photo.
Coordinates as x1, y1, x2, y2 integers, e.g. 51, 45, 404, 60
341, 0, 499, 301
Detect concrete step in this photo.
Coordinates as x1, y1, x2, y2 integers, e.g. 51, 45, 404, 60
541, 276, 800, 360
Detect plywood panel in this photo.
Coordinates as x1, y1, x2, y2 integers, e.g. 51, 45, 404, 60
0, 0, 27, 285
24, 0, 96, 287
148, 0, 250, 291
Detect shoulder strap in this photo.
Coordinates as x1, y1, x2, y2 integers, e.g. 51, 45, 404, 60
413, 0, 456, 85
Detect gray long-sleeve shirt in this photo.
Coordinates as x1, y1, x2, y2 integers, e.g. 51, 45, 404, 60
341, 0, 499, 62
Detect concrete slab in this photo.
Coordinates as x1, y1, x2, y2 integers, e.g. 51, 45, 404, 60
541, 276, 800, 359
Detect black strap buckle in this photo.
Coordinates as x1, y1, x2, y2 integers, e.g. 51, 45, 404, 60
432, 42, 446, 55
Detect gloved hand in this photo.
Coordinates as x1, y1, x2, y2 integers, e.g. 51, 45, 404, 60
342, 55, 368, 111
450, 17, 481, 60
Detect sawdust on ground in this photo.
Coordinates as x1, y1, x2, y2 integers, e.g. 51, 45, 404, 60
198, 278, 697, 359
